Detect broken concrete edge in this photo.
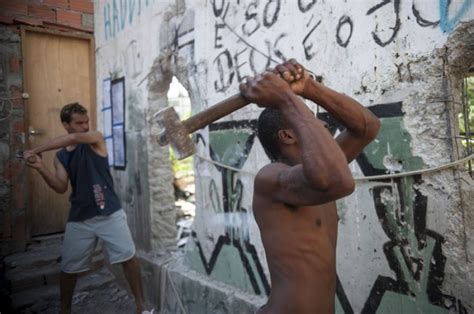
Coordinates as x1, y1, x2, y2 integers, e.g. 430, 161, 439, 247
136, 251, 267, 313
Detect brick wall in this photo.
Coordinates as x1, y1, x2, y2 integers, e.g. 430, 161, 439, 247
0, 26, 27, 255
0, 0, 94, 32
0, 1, 94, 255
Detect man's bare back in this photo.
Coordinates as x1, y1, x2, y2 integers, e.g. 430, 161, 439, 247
254, 186, 338, 313
239, 59, 380, 313
253, 162, 340, 313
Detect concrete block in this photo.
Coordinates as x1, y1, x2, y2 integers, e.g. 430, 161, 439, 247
138, 253, 265, 314
82, 13, 94, 30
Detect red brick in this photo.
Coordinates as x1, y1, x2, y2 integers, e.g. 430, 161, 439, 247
13, 212, 26, 241
14, 180, 25, 210
28, 3, 56, 22
13, 15, 44, 26
3, 162, 20, 181
56, 9, 82, 28
69, 0, 93, 14
9, 86, 24, 108
0, 1, 28, 16
13, 120, 24, 133
0, 14, 14, 24
44, 0, 68, 9
3, 212, 12, 238
9, 85, 21, 95
2, 165, 11, 181
9, 54, 21, 73
12, 132, 23, 147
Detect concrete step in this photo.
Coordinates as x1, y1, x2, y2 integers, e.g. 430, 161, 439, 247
7, 254, 105, 293
5, 236, 105, 273
6, 238, 105, 294
4, 242, 62, 273
10, 266, 116, 311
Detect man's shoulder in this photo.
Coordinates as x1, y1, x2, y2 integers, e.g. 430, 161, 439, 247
256, 162, 289, 177
55, 147, 69, 162
254, 162, 289, 192
83, 131, 108, 156
56, 146, 68, 154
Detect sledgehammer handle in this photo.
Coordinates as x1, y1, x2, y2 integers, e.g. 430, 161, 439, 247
183, 94, 250, 133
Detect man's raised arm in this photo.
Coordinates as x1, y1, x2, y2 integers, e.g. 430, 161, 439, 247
241, 71, 355, 206
274, 59, 381, 163
27, 131, 106, 156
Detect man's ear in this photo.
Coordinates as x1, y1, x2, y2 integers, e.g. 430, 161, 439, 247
278, 129, 296, 144
62, 122, 70, 131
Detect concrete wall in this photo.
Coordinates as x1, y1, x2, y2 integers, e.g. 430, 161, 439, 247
0, 0, 95, 255
94, 1, 474, 312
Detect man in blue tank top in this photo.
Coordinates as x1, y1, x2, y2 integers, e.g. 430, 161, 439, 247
24, 103, 152, 314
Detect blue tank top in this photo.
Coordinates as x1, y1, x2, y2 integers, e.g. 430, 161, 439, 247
56, 144, 121, 222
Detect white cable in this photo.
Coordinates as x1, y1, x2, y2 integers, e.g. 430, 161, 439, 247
194, 153, 473, 181
353, 154, 473, 181
158, 257, 187, 314
194, 153, 255, 175
166, 269, 187, 314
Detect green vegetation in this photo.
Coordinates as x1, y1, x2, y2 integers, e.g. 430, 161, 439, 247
459, 76, 474, 141
169, 148, 194, 178
458, 75, 473, 172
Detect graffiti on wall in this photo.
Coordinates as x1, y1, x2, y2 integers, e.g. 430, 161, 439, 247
320, 104, 465, 313
166, 10, 195, 61
189, 120, 270, 295
187, 101, 465, 312
103, 0, 155, 40
97, 0, 471, 309
365, 176, 466, 313
439, 0, 473, 33
210, 0, 473, 93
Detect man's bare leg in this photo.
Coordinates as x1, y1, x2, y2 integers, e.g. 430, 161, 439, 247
60, 271, 78, 314
122, 255, 145, 313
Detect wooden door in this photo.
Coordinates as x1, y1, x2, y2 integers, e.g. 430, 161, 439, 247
23, 29, 96, 236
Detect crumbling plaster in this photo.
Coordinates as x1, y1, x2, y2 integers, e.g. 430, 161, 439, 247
94, 1, 474, 312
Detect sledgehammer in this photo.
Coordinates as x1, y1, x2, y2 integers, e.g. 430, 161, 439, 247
154, 94, 249, 160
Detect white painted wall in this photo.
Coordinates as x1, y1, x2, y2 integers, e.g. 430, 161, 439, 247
94, 0, 474, 312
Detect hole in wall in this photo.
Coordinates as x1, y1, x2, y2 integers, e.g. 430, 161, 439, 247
166, 76, 195, 248
458, 72, 473, 176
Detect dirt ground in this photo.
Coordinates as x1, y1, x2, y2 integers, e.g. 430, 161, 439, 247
2, 261, 143, 314
20, 279, 137, 314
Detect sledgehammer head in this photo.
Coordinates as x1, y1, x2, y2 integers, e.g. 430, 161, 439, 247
154, 106, 195, 160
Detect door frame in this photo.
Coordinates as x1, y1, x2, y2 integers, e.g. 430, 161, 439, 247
21, 26, 97, 238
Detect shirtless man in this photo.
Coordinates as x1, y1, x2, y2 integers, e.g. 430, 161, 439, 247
239, 59, 381, 313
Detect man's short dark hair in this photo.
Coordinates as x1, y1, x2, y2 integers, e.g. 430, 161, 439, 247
60, 102, 87, 123
257, 108, 288, 162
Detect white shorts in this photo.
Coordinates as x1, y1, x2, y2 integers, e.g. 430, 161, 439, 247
61, 209, 136, 273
